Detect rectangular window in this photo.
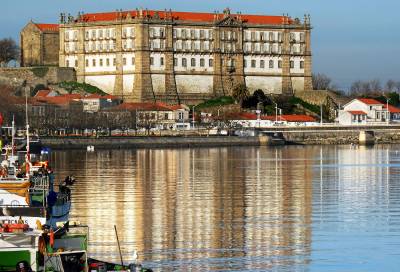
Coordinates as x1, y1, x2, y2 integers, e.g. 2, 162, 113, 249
123, 58, 126, 65
99, 59, 103, 67
300, 61, 304, 69
269, 60, 274, 68
209, 59, 213, 67
244, 60, 247, 68
191, 58, 196, 67
251, 60, 256, 68
278, 60, 282, 68
150, 57, 154, 65
173, 29, 177, 38
290, 61, 294, 68
174, 58, 178, 66
182, 58, 187, 67
132, 57, 135, 66
200, 29, 205, 39
260, 60, 265, 68
106, 58, 110, 66
92, 59, 96, 67
85, 59, 89, 67
113, 58, 116, 66
200, 58, 205, 67
160, 57, 164, 66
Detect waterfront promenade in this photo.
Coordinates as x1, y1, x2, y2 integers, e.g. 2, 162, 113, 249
40, 124, 400, 149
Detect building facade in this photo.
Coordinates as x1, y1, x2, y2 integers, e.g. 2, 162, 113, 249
20, 22, 59, 67
338, 98, 400, 125
58, 8, 312, 103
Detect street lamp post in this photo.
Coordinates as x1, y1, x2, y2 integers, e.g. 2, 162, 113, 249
192, 105, 196, 129
273, 102, 278, 123
386, 97, 391, 124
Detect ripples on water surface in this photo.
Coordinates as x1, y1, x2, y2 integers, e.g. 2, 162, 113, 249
51, 145, 400, 271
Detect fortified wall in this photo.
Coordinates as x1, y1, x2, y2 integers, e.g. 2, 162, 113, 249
0, 67, 76, 90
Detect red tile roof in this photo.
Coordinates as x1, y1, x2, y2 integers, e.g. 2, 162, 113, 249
35, 23, 59, 32
34, 90, 51, 98
263, 115, 317, 122
228, 113, 316, 122
357, 98, 383, 105
384, 104, 400, 113
115, 102, 178, 111
348, 110, 367, 115
34, 94, 81, 105
80, 10, 292, 25
83, 94, 103, 99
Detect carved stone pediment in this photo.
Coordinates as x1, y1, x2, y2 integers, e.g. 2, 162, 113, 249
216, 16, 242, 26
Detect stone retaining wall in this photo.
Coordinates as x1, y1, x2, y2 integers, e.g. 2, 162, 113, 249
0, 67, 76, 89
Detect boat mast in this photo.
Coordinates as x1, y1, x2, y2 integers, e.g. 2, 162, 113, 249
25, 87, 30, 177
11, 115, 15, 159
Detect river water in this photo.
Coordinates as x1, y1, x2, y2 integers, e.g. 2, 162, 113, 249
51, 145, 400, 271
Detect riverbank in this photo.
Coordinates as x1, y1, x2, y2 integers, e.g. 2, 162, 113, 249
41, 135, 284, 149
40, 127, 400, 149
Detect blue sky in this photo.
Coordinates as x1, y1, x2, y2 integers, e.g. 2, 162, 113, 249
2, 0, 399, 90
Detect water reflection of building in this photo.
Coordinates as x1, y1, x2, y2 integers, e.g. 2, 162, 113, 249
53, 147, 315, 270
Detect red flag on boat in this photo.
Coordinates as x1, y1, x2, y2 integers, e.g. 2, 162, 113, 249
0, 113, 3, 126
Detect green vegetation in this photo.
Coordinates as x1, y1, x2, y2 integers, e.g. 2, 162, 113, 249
58, 81, 107, 95
31, 66, 49, 78
289, 96, 321, 115
195, 96, 235, 110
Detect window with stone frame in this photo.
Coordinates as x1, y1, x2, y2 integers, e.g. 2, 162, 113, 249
200, 29, 205, 39
200, 58, 205, 67
300, 61, 304, 69
85, 31, 89, 40
278, 60, 282, 68
99, 30, 103, 38
290, 61, 294, 68
160, 57, 164, 66
190, 29, 195, 39
107, 58, 110, 66
150, 57, 154, 65
174, 58, 178, 66
92, 59, 96, 67
106, 29, 110, 38
209, 59, 213, 67
91, 30, 96, 39
113, 58, 116, 66
131, 57, 135, 66
191, 58, 196, 67
85, 59, 89, 67
251, 31, 255, 41
269, 60, 274, 68
244, 59, 247, 68
100, 59, 103, 67
251, 60, 256, 68
260, 60, 265, 68
182, 58, 187, 67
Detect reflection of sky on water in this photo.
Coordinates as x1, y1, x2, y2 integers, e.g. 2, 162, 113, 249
51, 145, 400, 272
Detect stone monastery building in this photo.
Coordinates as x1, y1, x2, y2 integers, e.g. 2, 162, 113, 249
24, 8, 312, 103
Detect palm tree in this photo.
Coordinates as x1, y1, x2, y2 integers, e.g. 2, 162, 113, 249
232, 83, 250, 108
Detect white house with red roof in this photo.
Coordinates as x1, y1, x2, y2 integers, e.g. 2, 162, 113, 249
338, 98, 400, 125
